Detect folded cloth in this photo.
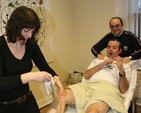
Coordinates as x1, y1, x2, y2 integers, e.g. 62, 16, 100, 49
45, 77, 59, 113
45, 77, 55, 98
68, 79, 128, 113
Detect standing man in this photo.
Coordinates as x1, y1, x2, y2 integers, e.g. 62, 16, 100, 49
91, 17, 141, 63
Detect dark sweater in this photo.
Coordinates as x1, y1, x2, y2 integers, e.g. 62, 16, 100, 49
0, 35, 57, 101
91, 30, 141, 60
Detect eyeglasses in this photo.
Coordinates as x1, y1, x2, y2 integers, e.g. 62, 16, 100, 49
110, 24, 122, 29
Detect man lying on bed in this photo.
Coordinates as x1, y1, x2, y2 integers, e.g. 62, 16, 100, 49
51, 38, 131, 113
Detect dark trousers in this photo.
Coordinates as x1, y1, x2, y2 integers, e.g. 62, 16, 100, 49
0, 95, 40, 113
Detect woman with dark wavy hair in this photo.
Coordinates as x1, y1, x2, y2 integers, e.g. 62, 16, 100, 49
0, 6, 63, 113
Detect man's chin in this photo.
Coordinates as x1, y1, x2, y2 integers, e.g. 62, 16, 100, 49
113, 32, 120, 36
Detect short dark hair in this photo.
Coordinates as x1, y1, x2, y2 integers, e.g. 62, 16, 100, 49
5, 6, 41, 44
109, 17, 123, 25
109, 38, 122, 49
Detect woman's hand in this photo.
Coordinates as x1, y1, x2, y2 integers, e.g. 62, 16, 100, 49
21, 72, 64, 95
21, 71, 52, 84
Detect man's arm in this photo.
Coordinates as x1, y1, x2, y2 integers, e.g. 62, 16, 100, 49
119, 72, 129, 94
121, 32, 141, 63
83, 58, 113, 79
129, 32, 141, 60
113, 57, 129, 94
91, 34, 110, 57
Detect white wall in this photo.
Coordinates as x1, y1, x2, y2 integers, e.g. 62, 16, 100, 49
50, 0, 76, 75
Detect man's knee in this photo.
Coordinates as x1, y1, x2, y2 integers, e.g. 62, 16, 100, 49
85, 102, 110, 113
59, 88, 75, 105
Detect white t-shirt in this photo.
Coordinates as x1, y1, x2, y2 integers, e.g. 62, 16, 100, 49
82, 57, 131, 88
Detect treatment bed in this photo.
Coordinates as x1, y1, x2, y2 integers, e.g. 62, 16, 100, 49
45, 60, 139, 113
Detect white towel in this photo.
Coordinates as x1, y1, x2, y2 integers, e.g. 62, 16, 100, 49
45, 77, 54, 98
45, 78, 61, 113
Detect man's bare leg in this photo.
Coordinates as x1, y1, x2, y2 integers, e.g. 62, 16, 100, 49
85, 101, 110, 113
55, 88, 76, 113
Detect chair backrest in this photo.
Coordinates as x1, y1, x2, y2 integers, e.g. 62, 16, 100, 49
123, 60, 139, 110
